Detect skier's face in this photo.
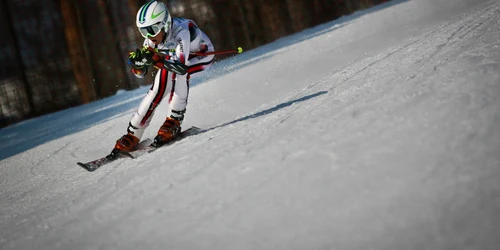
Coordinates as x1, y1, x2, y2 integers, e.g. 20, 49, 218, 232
150, 30, 165, 45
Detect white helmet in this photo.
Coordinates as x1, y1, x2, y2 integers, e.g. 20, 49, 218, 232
136, 1, 172, 38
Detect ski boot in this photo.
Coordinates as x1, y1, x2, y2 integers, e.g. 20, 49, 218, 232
114, 132, 140, 153
154, 117, 181, 146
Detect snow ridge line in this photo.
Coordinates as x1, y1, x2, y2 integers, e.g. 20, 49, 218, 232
326, 1, 500, 94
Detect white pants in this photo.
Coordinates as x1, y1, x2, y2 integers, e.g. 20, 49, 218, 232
127, 54, 214, 139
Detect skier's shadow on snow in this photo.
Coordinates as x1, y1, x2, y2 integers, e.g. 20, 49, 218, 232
205, 91, 328, 132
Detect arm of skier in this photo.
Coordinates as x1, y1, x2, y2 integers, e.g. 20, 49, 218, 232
174, 28, 192, 67
128, 40, 164, 78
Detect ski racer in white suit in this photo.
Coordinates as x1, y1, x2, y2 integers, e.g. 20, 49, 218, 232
114, 0, 214, 152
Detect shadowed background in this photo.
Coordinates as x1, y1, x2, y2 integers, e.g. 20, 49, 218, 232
0, 0, 391, 128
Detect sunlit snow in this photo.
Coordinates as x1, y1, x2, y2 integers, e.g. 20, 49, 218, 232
1, 0, 499, 249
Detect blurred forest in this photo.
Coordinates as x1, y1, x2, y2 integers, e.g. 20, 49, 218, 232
0, 0, 390, 128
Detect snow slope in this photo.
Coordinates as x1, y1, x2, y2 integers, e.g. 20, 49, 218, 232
1, 0, 499, 249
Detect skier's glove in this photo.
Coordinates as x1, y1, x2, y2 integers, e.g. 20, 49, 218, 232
128, 46, 156, 70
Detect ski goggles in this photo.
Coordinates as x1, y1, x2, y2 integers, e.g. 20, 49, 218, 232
138, 23, 163, 38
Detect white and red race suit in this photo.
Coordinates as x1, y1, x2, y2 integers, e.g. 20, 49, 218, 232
127, 17, 214, 140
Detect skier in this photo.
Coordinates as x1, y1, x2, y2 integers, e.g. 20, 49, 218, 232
114, 0, 214, 152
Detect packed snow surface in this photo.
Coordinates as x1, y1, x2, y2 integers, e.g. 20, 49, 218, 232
1, 0, 499, 249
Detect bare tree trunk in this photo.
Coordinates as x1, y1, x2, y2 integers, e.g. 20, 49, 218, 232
60, 0, 96, 103
345, 0, 354, 13
241, 0, 267, 47
236, 0, 253, 49
102, 0, 134, 90
276, 0, 294, 36
211, 0, 237, 57
1, 0, 35, 115
76, 0, 128, 98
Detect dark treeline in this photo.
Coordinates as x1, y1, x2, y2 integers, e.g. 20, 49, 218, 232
0, 0, 390, 128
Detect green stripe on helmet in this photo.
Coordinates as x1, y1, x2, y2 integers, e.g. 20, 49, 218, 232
139, 1, 155, 23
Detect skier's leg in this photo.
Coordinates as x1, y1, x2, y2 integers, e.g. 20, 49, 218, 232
155, 53, 214, 143
169, 51, 215, 120
169, 73, 189, 119
116, 69, 172, 151
128, 69, 172, 139
156, 72, 188, 141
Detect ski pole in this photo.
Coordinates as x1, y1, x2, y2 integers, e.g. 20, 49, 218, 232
190, 47, 243, 56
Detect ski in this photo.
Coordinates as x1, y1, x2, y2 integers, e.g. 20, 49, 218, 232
77, 150, 127, 172
77, 138, 152, 172
77, 126, 201, 172
128, 126, 201, 159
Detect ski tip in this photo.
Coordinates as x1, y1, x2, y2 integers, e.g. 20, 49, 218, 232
183, 126, 202, 135
77, 162, 96, 172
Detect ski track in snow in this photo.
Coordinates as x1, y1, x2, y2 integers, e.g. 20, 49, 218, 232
1, 0, 500, 249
